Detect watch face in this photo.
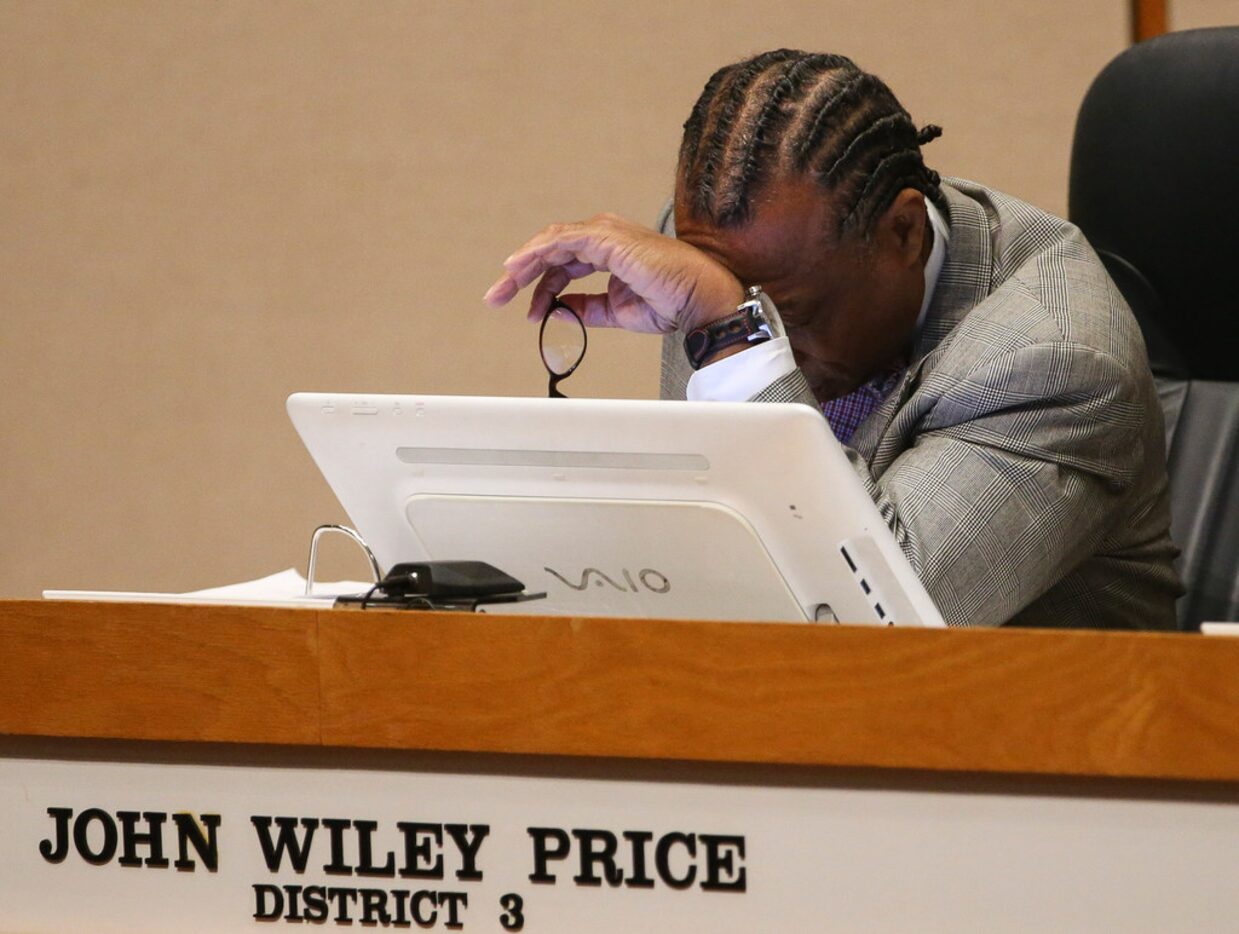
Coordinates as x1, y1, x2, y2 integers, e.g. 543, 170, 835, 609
752, 290, 785, 339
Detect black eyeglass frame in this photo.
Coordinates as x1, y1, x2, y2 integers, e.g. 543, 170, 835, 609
539, 298, 588, 399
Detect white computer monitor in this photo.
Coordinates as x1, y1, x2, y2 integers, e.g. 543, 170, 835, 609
287, 392, 944, 627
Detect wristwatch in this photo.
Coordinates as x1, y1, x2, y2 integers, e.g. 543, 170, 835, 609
683, 286, 781, 370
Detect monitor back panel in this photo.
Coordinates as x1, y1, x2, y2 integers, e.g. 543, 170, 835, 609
287, 393, 945, 627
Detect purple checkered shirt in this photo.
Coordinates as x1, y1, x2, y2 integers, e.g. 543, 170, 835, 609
820, 366, 905, 445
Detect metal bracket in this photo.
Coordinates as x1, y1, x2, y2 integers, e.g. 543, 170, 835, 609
304, 524, 382, 597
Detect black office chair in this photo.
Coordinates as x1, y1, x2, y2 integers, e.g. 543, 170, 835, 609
1069, 27, 1239, 629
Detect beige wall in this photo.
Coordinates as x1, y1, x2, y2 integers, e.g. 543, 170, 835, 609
1173, 0, 1239, 28
0, 0, 1184, 596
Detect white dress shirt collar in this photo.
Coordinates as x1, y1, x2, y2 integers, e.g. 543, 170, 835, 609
916, 196, 950, 333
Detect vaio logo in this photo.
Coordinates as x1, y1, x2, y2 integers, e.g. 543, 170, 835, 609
544, 567, 671, 594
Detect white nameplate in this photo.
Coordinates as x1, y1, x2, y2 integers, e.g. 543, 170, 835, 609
1, 744, 1236, 931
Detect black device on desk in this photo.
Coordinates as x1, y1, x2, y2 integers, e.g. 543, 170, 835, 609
337, 560, 546, 611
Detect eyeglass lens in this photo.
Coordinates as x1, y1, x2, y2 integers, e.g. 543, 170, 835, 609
540, 299, 587, 398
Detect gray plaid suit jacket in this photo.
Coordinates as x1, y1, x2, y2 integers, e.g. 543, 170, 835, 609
661, 179, 1183, 629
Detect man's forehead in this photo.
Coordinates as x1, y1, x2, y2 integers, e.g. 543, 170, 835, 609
673, 174, 840, 276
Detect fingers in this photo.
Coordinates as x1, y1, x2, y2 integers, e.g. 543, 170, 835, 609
527, 261, 599, 322
484, 253, 572, 308
483, 254, 582, 309
483, 218, 628, 308
484, 214, 694, 335
554, 292, 621, 329
482, 275, 520, 308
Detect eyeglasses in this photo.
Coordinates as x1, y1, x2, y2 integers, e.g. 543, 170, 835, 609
539, 298, 587, 398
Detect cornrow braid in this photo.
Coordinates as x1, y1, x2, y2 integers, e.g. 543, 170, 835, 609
820, 111, 907, 183
679, 67, 730, 173
714, 53, 841, 225
842, 150, 934, 231
792, 70, 872, 170
917, 124, 944, 190
686, 50, 798, 220
677, 50, 944, 238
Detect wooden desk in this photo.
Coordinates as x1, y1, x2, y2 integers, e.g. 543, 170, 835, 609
3, 599, 1238, 780
2, 600, 1237, 932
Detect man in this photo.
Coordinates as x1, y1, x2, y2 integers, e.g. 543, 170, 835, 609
484, 50, 1182, 629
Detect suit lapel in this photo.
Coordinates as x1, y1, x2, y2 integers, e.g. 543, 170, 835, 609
914, 182, 994, 362
849, 356, 926, 464
855, 182, 996, 472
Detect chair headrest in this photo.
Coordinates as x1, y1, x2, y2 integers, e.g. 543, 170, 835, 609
1069, 27, 1239, 381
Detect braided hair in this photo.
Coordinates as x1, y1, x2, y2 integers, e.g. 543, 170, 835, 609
678, 50, 944, 238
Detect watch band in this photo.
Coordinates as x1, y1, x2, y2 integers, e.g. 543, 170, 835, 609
683, 285, 775, 370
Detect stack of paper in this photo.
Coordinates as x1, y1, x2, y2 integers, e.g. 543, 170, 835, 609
43, 569, 373, 609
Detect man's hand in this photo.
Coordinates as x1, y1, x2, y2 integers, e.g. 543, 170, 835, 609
483, 213, 744, 333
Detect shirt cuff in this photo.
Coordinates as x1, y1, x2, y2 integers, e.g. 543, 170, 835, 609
685, 336, 798, 402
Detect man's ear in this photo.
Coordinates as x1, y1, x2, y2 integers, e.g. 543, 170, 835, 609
876, 188, 928, 268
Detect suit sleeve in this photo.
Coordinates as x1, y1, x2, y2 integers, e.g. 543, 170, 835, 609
753, 342, 1148, 628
